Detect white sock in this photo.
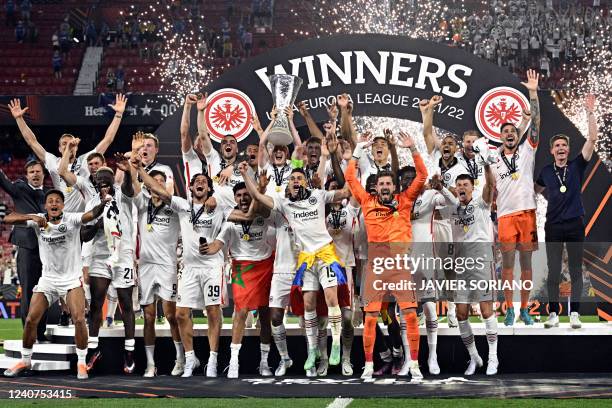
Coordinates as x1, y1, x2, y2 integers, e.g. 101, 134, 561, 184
304, 310, 318, 350
260, 343, 270, 364
447, 301, 456, 315
145, 345, 155, 367
88, 336, 99, 350
185, 350, 195, 360
209, 350, 218, 363
484, 315, 498, 357
230, 343, 242, 362
272, 324, 290, 360
458, 319, 478, 358
423, 302, 438, 359
76, 347, 87, 364
328, 305, 342, 346
174, 341, 185, 363
399, 313, 411, 363
22, 348, 33, 366
124, 338, 135, 352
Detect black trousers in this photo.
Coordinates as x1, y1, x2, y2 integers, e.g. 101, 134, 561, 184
16, 246, 48, 341
545, 217, 585, 315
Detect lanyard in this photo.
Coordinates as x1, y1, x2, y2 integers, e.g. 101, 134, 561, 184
273, 164, 288, 186
240, 221, 252, 237
457, 198, 473, 227
190, 202, 206, 229
501, 152, 518, 174
138, 160, 157, 182
70, 159, 79, 173
439, 157, 458, 175
329, 208, 342, 230
463, 154, 479, 179
147, 199, 165, 226
553, 163, 567, 187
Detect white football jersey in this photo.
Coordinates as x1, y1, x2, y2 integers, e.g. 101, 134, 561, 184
411, 189, 446, 243
85, 187, 135, 260
218, 214, 273, 261
456, 153, 485, 191
44, 150, 95, 212
358, 154, 392, 188
432, 149, 466, 188
272, 189, 336, 254
441, 188, 493, 243
170, 196, 230, 268
271, 209, 298, 271
74, 175, 98, 204
134, 192, 180, 267
27, 212, 83, 282
261, 162, 291, 196
493, 141, 537, 218
325, 202, 357, 267
140, 161, 174, 192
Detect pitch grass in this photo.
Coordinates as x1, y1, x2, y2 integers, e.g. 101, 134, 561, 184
3, 398, 612, 407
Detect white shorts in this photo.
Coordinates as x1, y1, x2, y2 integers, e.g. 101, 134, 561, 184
433, 219, 454, 259
269, 268, 296, 309
412, 241, 438, 301
89, 253, 135, 289
34, 276, 82, 306
177, 264, 224, 309
81, 241, 93, 268
302, 260, 337, 292
138, 262, 178, 305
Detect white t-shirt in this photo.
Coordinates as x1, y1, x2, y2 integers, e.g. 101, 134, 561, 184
27, 212, 83, 282
493, 141, 537, 218
44, 150, 95, 212
218, 214, 273, 261
85, 187, 135, 260
205, 148, 255, 209
170, 196, 230, 268
133, 192, 180, 267
411, 189, 446, 243
325, 202, 357, 267
272, 189, 336, 254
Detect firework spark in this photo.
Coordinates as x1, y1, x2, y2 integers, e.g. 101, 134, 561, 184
123, 1, 225, 109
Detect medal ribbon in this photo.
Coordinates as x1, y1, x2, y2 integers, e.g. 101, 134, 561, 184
190, 202, 206, 229
147, 199, 165, 227
553, 164, 567, 188
330, 208, 342, 230
273, 164, 288, 187
464, 154, 479, 180
501, 152, 518, 175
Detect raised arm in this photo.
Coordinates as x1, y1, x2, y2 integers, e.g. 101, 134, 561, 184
297, 101, 324, 140
58, 137, 79, 186
288, 106, 302, 149
195, 93, 213, 155
582, 94, 598, 161
181, 94, 198, 154
95, 93, 126, 154
397, 132, 427, 201
136, 163, 172, 204
8, 99, 47, 162
419, 96, 443, 155
81, 193, 109, 224
115, 153, 134, 197
258, 107, 276, 169
482, 164, 496, 205
326, 129, 345, 188
344, 145, 370, 205
238, 162, 274, 210
521, 69, 540, 147
337, 93, 357, 150
385, 130, 400, 182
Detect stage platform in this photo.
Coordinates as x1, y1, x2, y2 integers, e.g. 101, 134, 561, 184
1, 322, 610, 376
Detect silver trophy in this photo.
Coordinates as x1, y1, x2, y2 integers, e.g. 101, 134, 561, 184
268, 74, 303, 146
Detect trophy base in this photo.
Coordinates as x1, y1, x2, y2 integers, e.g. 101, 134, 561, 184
267, 129, 294, 146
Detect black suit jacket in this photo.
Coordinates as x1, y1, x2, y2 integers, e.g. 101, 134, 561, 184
0, 169, 48, 250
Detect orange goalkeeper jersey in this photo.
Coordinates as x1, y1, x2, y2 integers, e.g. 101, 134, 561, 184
345, 153, 427, 243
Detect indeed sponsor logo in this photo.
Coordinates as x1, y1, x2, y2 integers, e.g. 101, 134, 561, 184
294, 209, 318, 219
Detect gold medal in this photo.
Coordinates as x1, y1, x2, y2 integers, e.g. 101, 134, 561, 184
559, 185, 567, 193
275, 186, 281, 192
463, 225, 469, 233
65, 186, 73, 193
511, 172, 520, 180
332, 229, 340, 235
393, 211, 399, 218
242, 233, 250, 241
213, 176, 220, 183
146, 224, 153, 232
474, 179, 480, 186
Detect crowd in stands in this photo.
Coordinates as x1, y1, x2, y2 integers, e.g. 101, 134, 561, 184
452, 0, 610, 89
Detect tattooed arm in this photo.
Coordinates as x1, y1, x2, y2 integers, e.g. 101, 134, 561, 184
521, 69, 540, 147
